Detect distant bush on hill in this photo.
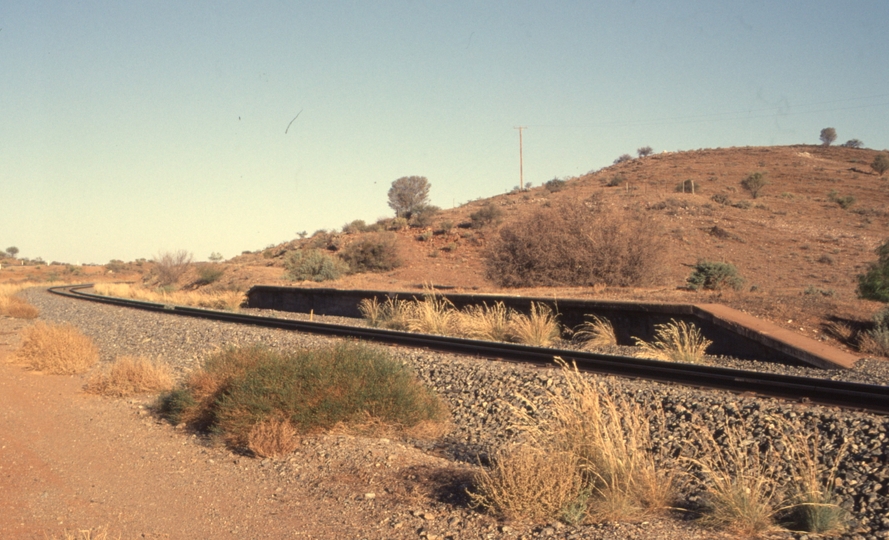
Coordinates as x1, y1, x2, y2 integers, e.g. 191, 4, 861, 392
686, 260, 745, 291
485, 199, 665, 287
339, 232, 401, 273
284, 249, 349, 282
470, 203, 504, 229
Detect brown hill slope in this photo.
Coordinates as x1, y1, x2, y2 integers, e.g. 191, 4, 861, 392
231, 144, 889, 354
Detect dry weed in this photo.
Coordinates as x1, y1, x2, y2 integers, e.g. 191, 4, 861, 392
1, 295, 39, 318
247, 416, 299, 458
634, 319, 712, 364
13, 322, 98, 374
457, 302, 513, 342
85, 356, 174, 397
686, 423, 783, 536
407, 290, 458, 335
471, 359, 675, 524
572, 314, 617, 348
508, 302, 561, 347
92, 283, 244, 311
858, 328, 889, 357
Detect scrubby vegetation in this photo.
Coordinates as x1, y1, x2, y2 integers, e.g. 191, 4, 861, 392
858, 239, 889, 302
93, 283, 245, 311
485, 199, 664, 288
740, 172, 769, 199
158, 343, 446, 453
0, 283, 39, 319
284, 248, 350, 282
634, 319, 712, 364
13, 322, 99, 374
152, 250, 193, 286
686, 260, 745, 291
338, 233, 401, 273
85, 356, 174, 397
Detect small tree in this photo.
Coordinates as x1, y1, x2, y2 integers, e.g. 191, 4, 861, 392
819, 128, 837, 147
387, 176, 430, 219
841, 139, 863, 149
208, 252, 224, 262
637, 146, 653, 158
5, 246, 19, 258
741, 172, 769, 199
613, 154, 633, 164
871, 153, 889, 177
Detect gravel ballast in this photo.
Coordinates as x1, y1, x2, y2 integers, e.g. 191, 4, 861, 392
22, 288, 889, 539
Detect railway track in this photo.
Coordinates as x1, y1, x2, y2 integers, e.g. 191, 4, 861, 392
50, 284, 889, 415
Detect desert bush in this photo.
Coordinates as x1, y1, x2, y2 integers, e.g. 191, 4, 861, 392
247, 415, 300, 458
675, 179, 699, 193
872, 153, 889, 177
857, 239, 889, 302
741, 172, 769, 199
85, 356, 174, 397
339, 232, 400, 273
819, 127, 837, 147
508, 302, 561, 347
634, 319, 712, 364
14, 322, 99, 374
0, 293, 39, 319
859, 306, 889, 357
686, 260, 745, 291
388, 176, 431, 218
828, 190, 856, 209
613, 153, 633, 164
471, 360, 675, 524
572, 315, 617, 348
485, 199, 665, 288
284, 249, 349, 282
195, 263, 225, 285
544, 178, 567, 192
409, 205, 441, 228
841, 139, 863, 149
469, 202, 504, 229
637, 146, 653, 158
153, 250, 193, 286
606, 174, 626, 187
341, 219, 368, 234
159, 343, 446, 451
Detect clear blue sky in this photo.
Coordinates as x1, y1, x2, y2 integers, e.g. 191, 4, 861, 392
2, 1, 887, 264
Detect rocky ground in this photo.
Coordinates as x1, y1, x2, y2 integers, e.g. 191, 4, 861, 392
2, 288, 888, 539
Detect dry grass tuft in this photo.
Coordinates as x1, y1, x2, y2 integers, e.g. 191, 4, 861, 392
247, 415, 300, 458
572, 314, 617, 348
686, 423, 783, 536
1, 295, 40, 318
13, 322, 99, 374
406, 289, 458, 335
634, 319, 712, 364
508, 302, 561, 347
359, 296, 412, 331
84, 356, 174, 397
457, 301, 513, 342
471, 359, 675, 524
92, 283, 245, 311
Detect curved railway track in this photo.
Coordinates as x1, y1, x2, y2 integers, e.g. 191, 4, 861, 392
50, 284, 889, 415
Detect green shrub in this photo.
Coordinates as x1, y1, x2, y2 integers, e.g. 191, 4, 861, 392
687, 260, 745, 291
341, 219, 368, 234
339, 232, 400, 273
485, 200, 664, 288
159, 343, 446, 450
410, 205, 441, 228
741, 172, 769, 199
284, 249, 349, 281
544, 178, 567, 192
470, 203, 504, 229
871, 153, 889, 176
858, 239, 889, 302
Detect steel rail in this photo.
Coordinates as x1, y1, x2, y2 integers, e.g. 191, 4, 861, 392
49, 284, 889, 415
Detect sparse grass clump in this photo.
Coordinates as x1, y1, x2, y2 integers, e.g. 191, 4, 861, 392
284, 248, 350, 282
686, 260, 745, 291
13, 322, 99, 374
507, 302, 561, 347
471, 360, 675, 524
572, 315, 617, 348
158, 343, 446, 452
85, 356, 174, 397
859, 306, 889, 357
634, 319, 712, 364
457, 302, 513, 342
0, 284, 40, 319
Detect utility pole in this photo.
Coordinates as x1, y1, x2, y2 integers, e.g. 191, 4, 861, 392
514, 126, 526, 190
